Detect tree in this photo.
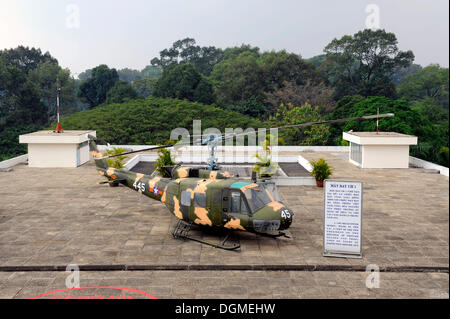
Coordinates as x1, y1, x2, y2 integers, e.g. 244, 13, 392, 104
392, 63, 422, 86
411, 97, 448, 126
28, 61, 77, 121
259, 50, 324, 90
153, 64, 214, 103
78, 69, 92, 81
0, 46, 57, 74
222, 44, 260, 60
269, 103, 330, 146
0, 57, 47, 127
117, 68, 142, 83
221, 97, 269, 119
210, 51, 263, 106
140, 65, 163, 78
78, 65, 119, 108
132, 78, 158, 97
151, 38, 224, 76
0, 48, 58, 159
398, 64, 449, 109
106, 81, 138, 104
324, 29, 414, 99
210, 49, 324, 117
264, 80, 335, 114
193, 77, 215, 104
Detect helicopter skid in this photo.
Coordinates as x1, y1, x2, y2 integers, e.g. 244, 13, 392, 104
172, 220, 240, 251
251, 230, 291, 239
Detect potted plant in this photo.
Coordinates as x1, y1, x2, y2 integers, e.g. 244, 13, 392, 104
253, 134, 282, 178
309, 158, 333, 187
253, 153, 278, 178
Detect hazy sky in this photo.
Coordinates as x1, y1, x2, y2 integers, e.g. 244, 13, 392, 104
1, 0, 448, 76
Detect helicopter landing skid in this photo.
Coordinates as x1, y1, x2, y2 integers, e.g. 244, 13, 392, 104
251, 230, 290, 239
172, 220, 240, 251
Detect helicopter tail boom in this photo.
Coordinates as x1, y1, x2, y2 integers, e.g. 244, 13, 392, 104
88, 135, 109, 170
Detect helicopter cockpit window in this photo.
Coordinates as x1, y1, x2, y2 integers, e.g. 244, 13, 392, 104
230, 192, 240, 213
262, 183, 283, 203
181, 191, 192, 206
230, 191, 249, 214
240, 197, 248, 214
194, 193, 206, 208
243, 187, 272, 212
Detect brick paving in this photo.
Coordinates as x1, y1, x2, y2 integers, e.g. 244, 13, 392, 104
0, 270, 447, 299
0, 152, 448, 298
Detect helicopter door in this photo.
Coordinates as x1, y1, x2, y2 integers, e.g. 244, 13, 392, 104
222, 189, 248, 217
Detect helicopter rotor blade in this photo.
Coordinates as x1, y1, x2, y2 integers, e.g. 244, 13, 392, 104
98, 141, 193, 159
94, 112, 394, 159
222, 113, 395, 141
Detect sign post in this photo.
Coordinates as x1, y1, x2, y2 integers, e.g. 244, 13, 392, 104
323, 180, 363, 258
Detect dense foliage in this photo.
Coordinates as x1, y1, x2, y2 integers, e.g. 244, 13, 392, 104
105, 81, 138, 104
397, 64, 449, 109
324, 29, 414, 99
1, 31, 448, 168
104, 147, 127, 169
151, 38, 224, 76
56, 97, 266, 145
270, 103, 330, 146
210, 48, 321, 118
153, 64, 215, 104
78, 65, 119, 108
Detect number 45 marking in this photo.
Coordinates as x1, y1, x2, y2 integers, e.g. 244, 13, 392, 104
281, 209, 291, 219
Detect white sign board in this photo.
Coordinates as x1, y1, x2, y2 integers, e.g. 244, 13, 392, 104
323, 180, 363, 258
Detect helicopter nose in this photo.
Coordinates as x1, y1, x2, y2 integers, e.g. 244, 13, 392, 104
279, 208, 293, 230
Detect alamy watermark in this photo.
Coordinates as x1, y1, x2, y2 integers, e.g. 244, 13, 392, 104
66, 3, 80, 29
65, 264, 80, 288
168, 120, 280, 167
365, 4, 380, 30
365, 264, 380, 289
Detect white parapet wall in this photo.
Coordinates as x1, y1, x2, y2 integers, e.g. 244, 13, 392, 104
98, 145, 349, 153
0, 154, 28, 169
3, 144, 448, 179
409, 156, 449, 177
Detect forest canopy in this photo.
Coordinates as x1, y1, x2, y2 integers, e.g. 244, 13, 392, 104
0, 29, 448, 166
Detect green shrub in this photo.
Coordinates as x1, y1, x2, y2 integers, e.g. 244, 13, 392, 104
57, 97, 265, 146
252, 134, 281, 177
105, 147, 127, 168
310, 158, 333, 181
154, 148, 175, 177
340, 139, 349, 146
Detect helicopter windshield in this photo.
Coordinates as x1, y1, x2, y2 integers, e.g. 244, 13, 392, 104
243, 187, 272, 212
262, 183, 283, 203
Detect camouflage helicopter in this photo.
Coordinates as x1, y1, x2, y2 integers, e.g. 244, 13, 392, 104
89, 113, 393, 250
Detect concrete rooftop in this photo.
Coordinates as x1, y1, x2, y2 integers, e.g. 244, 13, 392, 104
20, 130, 94, 137
345, 131, 415, 137
0, 152, 448, 298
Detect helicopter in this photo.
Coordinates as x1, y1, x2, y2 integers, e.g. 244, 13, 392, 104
89, 112, 394, 250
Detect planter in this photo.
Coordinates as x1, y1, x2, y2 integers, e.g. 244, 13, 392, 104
316, 180, 324, 187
